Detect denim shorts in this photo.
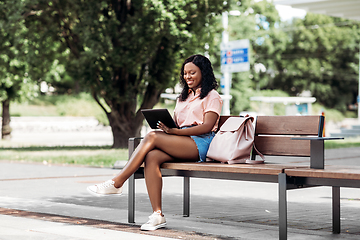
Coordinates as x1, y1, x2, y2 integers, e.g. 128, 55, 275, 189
181, 127, 215, 162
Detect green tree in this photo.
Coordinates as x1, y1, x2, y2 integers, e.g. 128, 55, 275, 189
224, 2, 359, 115
215, 0, 285, 114
0, 1, 38, 139
23, 0, 228, 148
270, 13, 360, 112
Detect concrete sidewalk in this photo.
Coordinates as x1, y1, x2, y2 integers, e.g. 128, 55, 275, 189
1, 148, 360, 239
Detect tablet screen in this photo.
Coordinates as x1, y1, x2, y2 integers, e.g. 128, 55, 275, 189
141, 109, 178, 129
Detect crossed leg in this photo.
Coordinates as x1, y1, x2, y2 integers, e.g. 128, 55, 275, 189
112, 131, 199, 211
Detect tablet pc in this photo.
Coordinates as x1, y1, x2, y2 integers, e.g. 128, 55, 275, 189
141, 109, 178, 129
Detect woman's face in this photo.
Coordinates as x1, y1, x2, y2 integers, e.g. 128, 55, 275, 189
183, 62, 202, 90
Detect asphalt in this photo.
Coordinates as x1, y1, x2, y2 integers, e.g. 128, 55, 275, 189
1, 148, 360, 240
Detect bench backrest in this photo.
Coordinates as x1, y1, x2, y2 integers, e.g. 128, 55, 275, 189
218, 115, 324, 158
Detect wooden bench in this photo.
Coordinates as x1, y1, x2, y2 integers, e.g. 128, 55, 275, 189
127, 115, 345, 239
281, 165, 360, 237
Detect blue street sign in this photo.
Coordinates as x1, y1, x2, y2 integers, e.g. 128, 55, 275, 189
220, 40, 250, 73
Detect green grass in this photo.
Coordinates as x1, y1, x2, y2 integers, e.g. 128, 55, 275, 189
10, 93, 109, 125
0, 145, 128, 168
325, 137, 360, 149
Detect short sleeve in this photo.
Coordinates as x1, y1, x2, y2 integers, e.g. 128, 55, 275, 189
204, 90, 223, 116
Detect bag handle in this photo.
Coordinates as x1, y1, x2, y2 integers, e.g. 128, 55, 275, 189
244, 144, 265, 164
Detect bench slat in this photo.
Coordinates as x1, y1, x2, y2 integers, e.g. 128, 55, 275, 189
255, 116, 322, 136
160, 162, 291, 175
254, 136, 310, 157
285, 166, 360, 180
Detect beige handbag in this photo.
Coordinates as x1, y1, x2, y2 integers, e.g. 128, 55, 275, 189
206, 116, 264, 164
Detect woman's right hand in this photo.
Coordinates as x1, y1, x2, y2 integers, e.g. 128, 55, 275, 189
157, 121, 178, 135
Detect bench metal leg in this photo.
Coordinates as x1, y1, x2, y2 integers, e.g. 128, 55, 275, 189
310, 140, 324, 169
332, 186, 340, 234
279, 173, 287, 240
127, 138, 139, 224
128, 174, 135, 223
183, 176, 190, 217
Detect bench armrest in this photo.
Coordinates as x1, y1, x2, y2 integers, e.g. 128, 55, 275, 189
291, 137, 344, 169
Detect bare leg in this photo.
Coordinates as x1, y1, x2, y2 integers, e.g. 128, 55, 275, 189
143, 138, 198, 213
143, 150, 172, 213
112, 131, 199, 189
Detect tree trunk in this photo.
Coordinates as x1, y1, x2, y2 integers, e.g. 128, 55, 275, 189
1, 99, 11, 139
107, 111, 142, 149
102, 85, 163, 148
90, 64, 165, 148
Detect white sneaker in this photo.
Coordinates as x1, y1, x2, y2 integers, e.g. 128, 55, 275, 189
140, 211, 166, 231
86, 180, 123, 197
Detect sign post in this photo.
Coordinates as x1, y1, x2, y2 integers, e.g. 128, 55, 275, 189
220, 38, 250, 115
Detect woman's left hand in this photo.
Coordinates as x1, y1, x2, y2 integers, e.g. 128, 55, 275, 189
157, 121, 177, 134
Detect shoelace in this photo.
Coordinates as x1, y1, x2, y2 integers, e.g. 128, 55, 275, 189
96, 180, 114, 190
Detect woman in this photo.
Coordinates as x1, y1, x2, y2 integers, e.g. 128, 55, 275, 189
87, 54, 223, 231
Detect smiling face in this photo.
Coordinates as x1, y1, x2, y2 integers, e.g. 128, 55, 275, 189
183, 62, 202, 91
